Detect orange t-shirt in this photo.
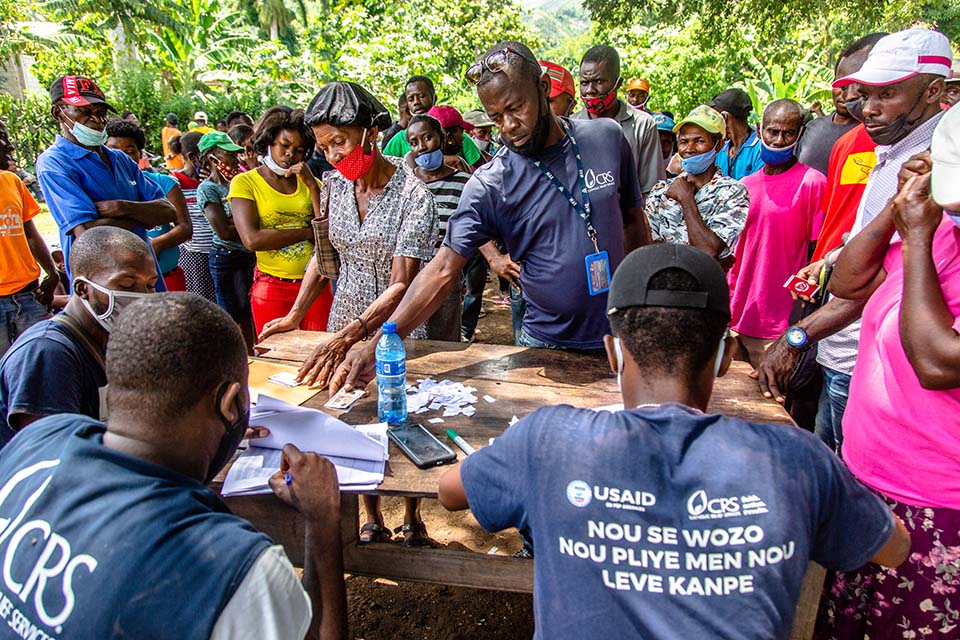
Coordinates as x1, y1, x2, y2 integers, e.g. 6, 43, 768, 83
0, 170, 42, 295
162, 126, 184, 170
811, 124, 877, 262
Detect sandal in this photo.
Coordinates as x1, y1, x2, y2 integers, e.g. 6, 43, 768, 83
395, 521, 432, 547
359, 522, 392, 544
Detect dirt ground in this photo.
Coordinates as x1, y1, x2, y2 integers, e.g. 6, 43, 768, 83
347, 276, 535, 640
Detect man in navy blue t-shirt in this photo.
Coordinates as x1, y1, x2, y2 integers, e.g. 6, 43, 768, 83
438, 244, 910, 639
0, 227, 157, 447
330, 40, 650, 392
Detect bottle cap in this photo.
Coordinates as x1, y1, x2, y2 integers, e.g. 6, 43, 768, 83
382, 321, 397, 334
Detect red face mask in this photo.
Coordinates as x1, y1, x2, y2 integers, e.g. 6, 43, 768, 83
215, 159, 241, 180
333, 129, 374, 181
584, 90, 618, 115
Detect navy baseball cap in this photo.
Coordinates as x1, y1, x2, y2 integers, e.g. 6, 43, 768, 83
606, 244, 731, 323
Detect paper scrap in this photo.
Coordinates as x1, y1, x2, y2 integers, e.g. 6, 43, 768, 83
482, 394, 497, 404
406, 379, 479, 418
428, 418, 444, 424
509, 415, 519, 426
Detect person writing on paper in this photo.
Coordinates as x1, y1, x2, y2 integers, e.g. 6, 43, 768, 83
0, 293, 347, 639
437, 243, 909, 638
0, 227, 157, 448
258, 82, 437, 546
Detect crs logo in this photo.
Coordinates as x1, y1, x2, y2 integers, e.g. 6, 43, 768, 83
584, 169, 615, 191
566, 480, 592, 508
686, 489, 741, 519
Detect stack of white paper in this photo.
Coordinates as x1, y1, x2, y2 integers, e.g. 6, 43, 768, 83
221, 395, 389, 496
405, 378, 480, 417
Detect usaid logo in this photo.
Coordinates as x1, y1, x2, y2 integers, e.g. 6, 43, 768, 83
584, 169, 615, 191
566, 480, 592, 508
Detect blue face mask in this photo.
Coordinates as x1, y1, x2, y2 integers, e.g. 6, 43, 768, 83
414, 148, 444, 171
680, 147, 719, 175
63, 114, 108, 147
759, 138, 798, 165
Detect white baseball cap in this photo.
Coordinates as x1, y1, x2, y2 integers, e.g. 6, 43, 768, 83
833, 28, 953, 88
948, 59, 960, 84
193, 111, 208, 121
931, 106, 960, 207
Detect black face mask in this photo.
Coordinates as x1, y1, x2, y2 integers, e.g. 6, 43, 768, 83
205, 383, 250, 483
844, 98, 864, 123
861, 91, 927, 146
504, 88, 553, 157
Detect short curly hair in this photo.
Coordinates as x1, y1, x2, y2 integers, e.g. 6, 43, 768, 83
252, 106, 314, 157
105, 118, 146, 151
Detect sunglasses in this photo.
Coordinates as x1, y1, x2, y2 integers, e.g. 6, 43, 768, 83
465, 47, 540, 86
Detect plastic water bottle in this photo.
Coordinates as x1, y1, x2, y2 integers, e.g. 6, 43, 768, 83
376, 322, 407, 425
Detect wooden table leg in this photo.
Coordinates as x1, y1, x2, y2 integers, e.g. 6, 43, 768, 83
340, 492, 360, 548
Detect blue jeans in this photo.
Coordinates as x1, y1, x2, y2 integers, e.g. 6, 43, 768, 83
0, 290, 50, 357
509, 285, 526, 345
814, 367, 851, 456
517, 328, 562, 350
208, 248, 255, 323
460, 254, 487, 340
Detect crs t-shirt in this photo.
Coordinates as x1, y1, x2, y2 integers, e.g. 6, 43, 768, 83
811, 124, 877, 262
728, 163, 826, 339
0, 318, 105, 447
0, 170, 42, 295
444, 118, 642, 349
842, 216, 960, 509
227, 170, 315, 280
461, 404, 894, 639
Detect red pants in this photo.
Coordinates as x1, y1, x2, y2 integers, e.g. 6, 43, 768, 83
162, 267, 187, 292
250, 268, 333, 336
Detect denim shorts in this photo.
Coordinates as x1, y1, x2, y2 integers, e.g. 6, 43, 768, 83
208, 248, 256, 323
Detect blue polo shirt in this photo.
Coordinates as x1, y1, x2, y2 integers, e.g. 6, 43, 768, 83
716, 129, 765, 180
36, 136, 167, 290
444, 118, 642, 350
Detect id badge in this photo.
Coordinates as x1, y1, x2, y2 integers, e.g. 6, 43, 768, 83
585, 251, 611, 296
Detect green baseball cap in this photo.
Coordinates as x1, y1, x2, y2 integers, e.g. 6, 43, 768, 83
674, 104, 726, 138
198, 131, 243, 154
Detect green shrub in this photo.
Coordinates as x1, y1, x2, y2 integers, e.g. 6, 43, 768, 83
0, 92, 57, 171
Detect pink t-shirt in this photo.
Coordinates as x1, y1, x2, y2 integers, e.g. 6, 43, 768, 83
843, 216, 960, 509
728, 163, 826, 339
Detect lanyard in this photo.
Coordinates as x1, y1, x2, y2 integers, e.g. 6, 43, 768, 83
531, 123, 600, 254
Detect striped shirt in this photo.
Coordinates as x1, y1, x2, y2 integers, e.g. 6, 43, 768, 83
424, 171, 471, 248
173, 172, 215, 253
817, 112, 944, 374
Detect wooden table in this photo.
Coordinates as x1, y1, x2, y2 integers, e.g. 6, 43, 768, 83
221, 331, 822, 639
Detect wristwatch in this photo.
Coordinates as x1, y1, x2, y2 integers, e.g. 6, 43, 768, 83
785, 326, 811, 351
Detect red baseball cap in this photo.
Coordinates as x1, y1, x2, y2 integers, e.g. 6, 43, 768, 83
427, 105, 474, 131
49, 76, 116, 111
540, 60, 576, 99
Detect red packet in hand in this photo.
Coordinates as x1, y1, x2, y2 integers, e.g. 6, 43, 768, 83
783, 275, 821, 298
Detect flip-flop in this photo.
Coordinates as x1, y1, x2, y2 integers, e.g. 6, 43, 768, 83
394, 521, 431, 547
359, 522, 391, 544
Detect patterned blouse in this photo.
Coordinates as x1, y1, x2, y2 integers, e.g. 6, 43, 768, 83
323, 160, 438, 338
644, 174, 750, 252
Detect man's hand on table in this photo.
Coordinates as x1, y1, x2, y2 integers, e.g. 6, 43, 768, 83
756, 336, 801, 404
328, 341, 377, 395
298, 335, 350, 389
269, 444, 341, 520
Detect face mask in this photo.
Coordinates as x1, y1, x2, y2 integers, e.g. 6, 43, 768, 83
584, 89, 619, 115
614, 336, 625, 394
205, 384, 250, 483
712, 334, 726, 378
62, 113, 108, 147
949, 213, 960, 230
74, 276, 150, 333
261, 148, 290, 176
333, 129, 375, 181
473, 138, 490, 153
844, 98, 864, 123
864, 92, 926, 146
681, 147, 719, 175
414, 148, 445, 171
759, 138, 798, 165
215, 158, 241, 180
505, 92, 552, 157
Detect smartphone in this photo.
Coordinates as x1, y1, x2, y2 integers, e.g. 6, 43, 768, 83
783, 275, 821, 299
387, 423, 457, 469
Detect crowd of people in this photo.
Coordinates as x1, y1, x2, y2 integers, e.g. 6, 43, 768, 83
0, 25, 957, 639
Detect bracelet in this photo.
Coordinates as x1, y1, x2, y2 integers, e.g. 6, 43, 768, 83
356, 316, 369, 341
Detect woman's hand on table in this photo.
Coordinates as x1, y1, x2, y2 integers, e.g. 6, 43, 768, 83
298, 334, 351, 388
258, 313, 301, 342
328, 341, 377, 395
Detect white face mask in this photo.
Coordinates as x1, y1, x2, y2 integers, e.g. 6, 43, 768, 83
261, 148, 290, 176
614, 333, 726, 396
74, 276, 150, 333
